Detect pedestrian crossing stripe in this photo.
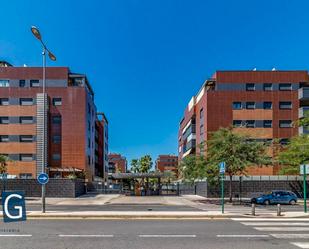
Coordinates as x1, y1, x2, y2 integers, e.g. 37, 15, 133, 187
290, 242, 309, 249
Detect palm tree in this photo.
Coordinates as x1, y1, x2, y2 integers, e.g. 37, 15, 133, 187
130, 159, 139, 173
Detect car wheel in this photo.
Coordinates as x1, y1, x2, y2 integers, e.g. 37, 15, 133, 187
251, 198, 257, 204
263, 200, 270, 205
289, 199, 296, 205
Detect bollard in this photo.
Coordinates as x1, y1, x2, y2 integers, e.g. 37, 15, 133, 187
277, 204, 281, 216
251, 203, 256, 216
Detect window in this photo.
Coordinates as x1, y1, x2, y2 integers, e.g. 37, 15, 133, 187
19, 80, 26, 87
53, 98, 62, 106
200, 108, 204, 119
263, 120, 272, 128
280, 138, 289, 145
200, 124, 204, 136
52, 153, 61, 160
30, 80, 40, 87
246, 120, 255, 128
0, 135, 9, 142
20, 154, 33, 161
0, 98, 9, 106
233, 120, 242, 127
20, 135, 33, 143
52, 135, 61, 144
20, 116, 33, 124
0, 80, 9, 87
263, 83, 272, 91
263, 102, 272, 109
19, 173, 32, 179
232, 102, 242, 110
279, 120, 292, 128
20, 98, 33, 106
279, 101, 292, 109
0, 117, 9, 124
279, 83, 292, 91
246, 102, 255, 109
52, 116, 61, 124
246, 83, 255, 91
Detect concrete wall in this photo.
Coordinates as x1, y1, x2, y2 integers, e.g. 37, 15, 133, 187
0, 179, 85, 197
179, 180, 309, 198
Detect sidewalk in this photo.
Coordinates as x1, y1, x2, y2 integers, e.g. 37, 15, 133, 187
1, 210, 309, 219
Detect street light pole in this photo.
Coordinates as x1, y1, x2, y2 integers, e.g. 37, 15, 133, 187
31, 26, 56, 213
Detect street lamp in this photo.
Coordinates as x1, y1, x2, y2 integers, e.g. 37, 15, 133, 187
31, 26, 56, 213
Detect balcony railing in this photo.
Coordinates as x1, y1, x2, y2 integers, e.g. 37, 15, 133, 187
182, 124, 196, 140
299, 106, 309, 118
298, 87, 309, 100
299, 126, 309, 135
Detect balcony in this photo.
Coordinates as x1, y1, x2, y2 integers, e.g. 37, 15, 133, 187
182, 124, 196, 140
298, 87, 309, 100
299, 107, 309, 118
299, 126, 309, 135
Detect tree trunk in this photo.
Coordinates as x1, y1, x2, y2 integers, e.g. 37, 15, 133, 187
229, 175, 233, 203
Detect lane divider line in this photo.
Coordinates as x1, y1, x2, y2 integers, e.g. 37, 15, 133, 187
216, 234, 269, 238
59, 235, 114, 238
139, 235, 196, 238
0, 234, 32, 237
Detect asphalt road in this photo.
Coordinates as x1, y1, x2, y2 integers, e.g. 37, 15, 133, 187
25, 204, 201, 211
24, 202, 305, 212
0, 219, 309, 249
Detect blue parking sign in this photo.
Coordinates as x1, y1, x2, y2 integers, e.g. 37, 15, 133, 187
1, 191, 26, 223
219, 162, 226, 174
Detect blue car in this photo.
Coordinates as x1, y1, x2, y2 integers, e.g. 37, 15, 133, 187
251, 190, 298, 205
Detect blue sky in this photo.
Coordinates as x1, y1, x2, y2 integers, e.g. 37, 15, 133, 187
2, 0, 309, 167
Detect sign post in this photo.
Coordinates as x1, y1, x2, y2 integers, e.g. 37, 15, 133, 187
300, 164, 309, 213
219, 162, 226, 214
37, 173, 49, 213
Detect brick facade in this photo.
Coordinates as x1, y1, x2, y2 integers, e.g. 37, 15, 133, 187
179, 70, 309, 175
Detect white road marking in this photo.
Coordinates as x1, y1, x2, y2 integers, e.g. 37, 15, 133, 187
241, 222, 309, 226
232, 218, 309, 221
254, 227, 309, 231
271, 234, 309, 239
59, 234, 114, 238
139, 235, 196, 238
290, 242, 309, 248
216, 234, 269, 238
0, 234, 32, 237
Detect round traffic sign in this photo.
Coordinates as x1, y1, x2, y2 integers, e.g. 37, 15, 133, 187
37, 173, 49, 185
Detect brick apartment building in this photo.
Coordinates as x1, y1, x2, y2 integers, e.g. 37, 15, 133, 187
179, 70, 309, 175
0, 62, 108, 180
107, 153, 127, 184
155, 154, 178, 177
108, 153, 127, 173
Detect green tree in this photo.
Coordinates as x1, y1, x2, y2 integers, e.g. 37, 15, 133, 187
279, 135, 309, 174
0, 155, 10, 174
130, 159, 139, 173
206, 127, 271, 202
179, 154, 207, 183
139, 155, 153, 173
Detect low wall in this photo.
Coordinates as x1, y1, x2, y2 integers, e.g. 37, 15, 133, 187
0, 179, 85, 197
179, 180, 309, 198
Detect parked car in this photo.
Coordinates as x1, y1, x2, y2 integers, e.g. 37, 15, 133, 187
251, 190, 297, 205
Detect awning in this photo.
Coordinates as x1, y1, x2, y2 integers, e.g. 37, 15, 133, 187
48, 167, 83, 172
111, 172, 164, 180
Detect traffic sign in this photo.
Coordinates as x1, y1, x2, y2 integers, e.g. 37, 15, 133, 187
37, 173, 49, 185
300, 164, 309, 175
219, 162, 226, 174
